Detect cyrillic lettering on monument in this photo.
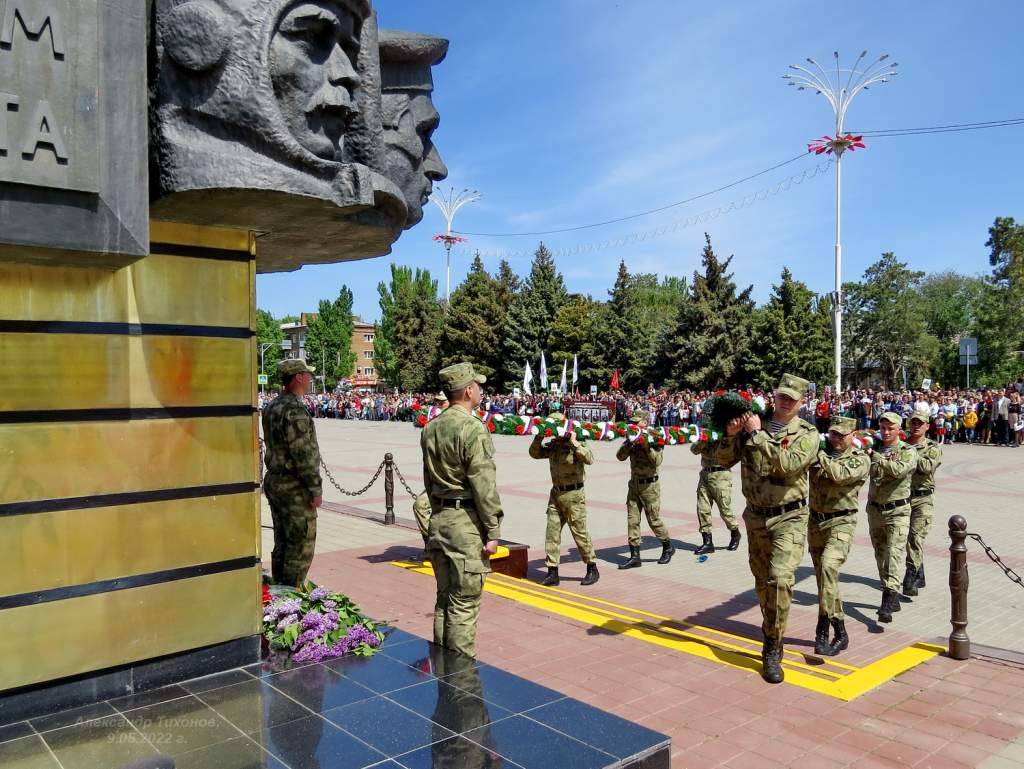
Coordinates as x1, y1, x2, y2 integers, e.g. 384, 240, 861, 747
0, 0, 98, 193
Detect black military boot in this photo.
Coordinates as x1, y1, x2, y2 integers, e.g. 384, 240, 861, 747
541, 567, 559, 587
761, 636, 784, 684
727, 528, 742, 551
580, 563, 600, 586
902, 563, 918, 597
694, 532, 715, 555
814, 615, 831, 655
877, 589, 895, 623
657, 539, 675, 564
890, 587, 901, 612
916, 562, 926, 588
828, 618, 849, 655
618, 545, 642, 569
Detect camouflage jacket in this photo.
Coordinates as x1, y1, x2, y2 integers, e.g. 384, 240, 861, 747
909, 438, 943, 493
261, 392, 322, 496
421, 404, 504, 539
615, 438, 664, 478
531, 435, 594, 486
717, 418, 818, 508
809, 448, 869, 513
868, 440, 917, 505
690, 438, 730, 471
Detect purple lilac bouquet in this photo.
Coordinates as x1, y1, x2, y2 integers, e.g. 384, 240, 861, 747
262, 582, 384, 662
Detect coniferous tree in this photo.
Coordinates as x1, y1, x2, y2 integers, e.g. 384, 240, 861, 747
548, 294, 609, 391
656, 234, 753, 389
495, 259, 521, 308
500, 243, 567, 388
440, 254, 504, 377
305, 287, 356, 390
374, 265, 443, 390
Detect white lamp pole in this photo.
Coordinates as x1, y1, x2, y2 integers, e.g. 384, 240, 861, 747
784, 51, 897, 393
430, 186, 481, 302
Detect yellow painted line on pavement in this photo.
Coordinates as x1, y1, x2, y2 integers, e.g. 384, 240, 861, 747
391, 560, 942, 700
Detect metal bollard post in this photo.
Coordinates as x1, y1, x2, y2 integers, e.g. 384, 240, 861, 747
948, 515, 970, 660
384, 453, 395, 525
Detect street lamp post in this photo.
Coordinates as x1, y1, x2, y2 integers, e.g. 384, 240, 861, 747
784, 51, 897, 393
430, 186, 481, 302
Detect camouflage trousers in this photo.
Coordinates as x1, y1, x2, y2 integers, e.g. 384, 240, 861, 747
906, 496, 934, 571
264, 473, 317, 587
868, 503, 911, 592
808, 513, 857, 620
626, 479, 671, 546
743, 505, 809, 640
427, 506, 490, 658
545, 488, 596, 567
696, 470, 737, 534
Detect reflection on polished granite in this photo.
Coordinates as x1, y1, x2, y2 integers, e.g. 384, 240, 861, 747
0, 628, 670, 768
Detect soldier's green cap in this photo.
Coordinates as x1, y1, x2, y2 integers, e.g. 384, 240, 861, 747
776, 373, 809, 400
279, 358, 315, 375
438, 362, 486, 391
828, 416, 857, 435
630, 411, 649, 424
909, 407, 931, 424
879, 411, 903, 426
435, 391, 449, 402
548, 412, 566, 421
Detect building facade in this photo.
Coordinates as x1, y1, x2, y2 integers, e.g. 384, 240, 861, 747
279, 314, 378, 388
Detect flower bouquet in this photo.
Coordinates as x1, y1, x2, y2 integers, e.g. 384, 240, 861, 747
262, 582, 384, 664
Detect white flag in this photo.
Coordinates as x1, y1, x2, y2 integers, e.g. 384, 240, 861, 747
523, 361, 533, 396
539, 352, 548, 389
572, 354, 579, 388
560, 360, 567, 394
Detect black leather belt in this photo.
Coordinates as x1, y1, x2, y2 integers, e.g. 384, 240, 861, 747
634, 475, 659, 485
433, 497, 475, 510
872, 498, 910, 511
811, 508, 857, 521
554, 482, 584, 493
701, 466, 727, 473
911, 489, 933, 499
749, 499, 807, 517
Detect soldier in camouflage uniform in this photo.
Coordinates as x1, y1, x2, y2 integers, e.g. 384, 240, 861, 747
903, 407, 942, 597
616, 411, 675, 569
808, 415, 869, 656
262, 358, 323, 586
717, 373, 818, 684
690, 436, 740, 555
530, 413, 600, 586
867, 411, 917, 623
421, 363, 504, 658
414, 394, 450, 551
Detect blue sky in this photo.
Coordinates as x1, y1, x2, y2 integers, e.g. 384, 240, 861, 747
257, 0, 1024, 322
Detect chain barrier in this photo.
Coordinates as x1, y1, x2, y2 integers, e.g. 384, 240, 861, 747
392, 462, 420, 500
322, 459, 385, 497
967, 532, 1024, 590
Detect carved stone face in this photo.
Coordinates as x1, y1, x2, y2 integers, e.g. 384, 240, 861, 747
382, 91, 448, 226
269, 1, 363, 161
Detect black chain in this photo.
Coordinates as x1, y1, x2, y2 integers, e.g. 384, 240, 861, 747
967, 532, 1024, 590
392, 461, 420, 500
321, 459, 385, 497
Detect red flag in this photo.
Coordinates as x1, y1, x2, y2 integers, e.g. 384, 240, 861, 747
610, 369, 620, 390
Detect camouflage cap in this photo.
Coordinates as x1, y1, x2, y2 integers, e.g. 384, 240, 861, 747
776, 373, 810, 400
278, 358, 315, 376
909, 406, 931, 424
438, 362, 486, 391
548, 412, 566, 421
435, 391, 449, 402
828, 416, 857, 435
878, 411, 903, 425
630, 410, 649, 424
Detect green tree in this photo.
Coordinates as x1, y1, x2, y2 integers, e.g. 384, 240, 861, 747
548, 294, 609, 391
743, 268, 833, 389
495, 259, 521, 308
918, 272, 987, 387
986, 216, 1024, 289
374, 264, 443, 390
256, 308, 286, 388
499, 243, 568, 388
655, 234, 753, 389
440, 254, 504, 377
304, 287, 356, 391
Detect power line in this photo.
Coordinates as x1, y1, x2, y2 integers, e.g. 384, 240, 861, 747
455, 117, 1024, 239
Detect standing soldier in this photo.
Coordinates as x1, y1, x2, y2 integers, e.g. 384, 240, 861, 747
616, 411, 675, 568
421, 363, 504, 658
717, 373, 818, 684
262, 358, 323, 587
690, 436, 740, 555
531, 414, 600, 586
903, 406, 942, 597
414, 394, 451, 550
867, 411, 917, 624
808, 416, 869, 656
